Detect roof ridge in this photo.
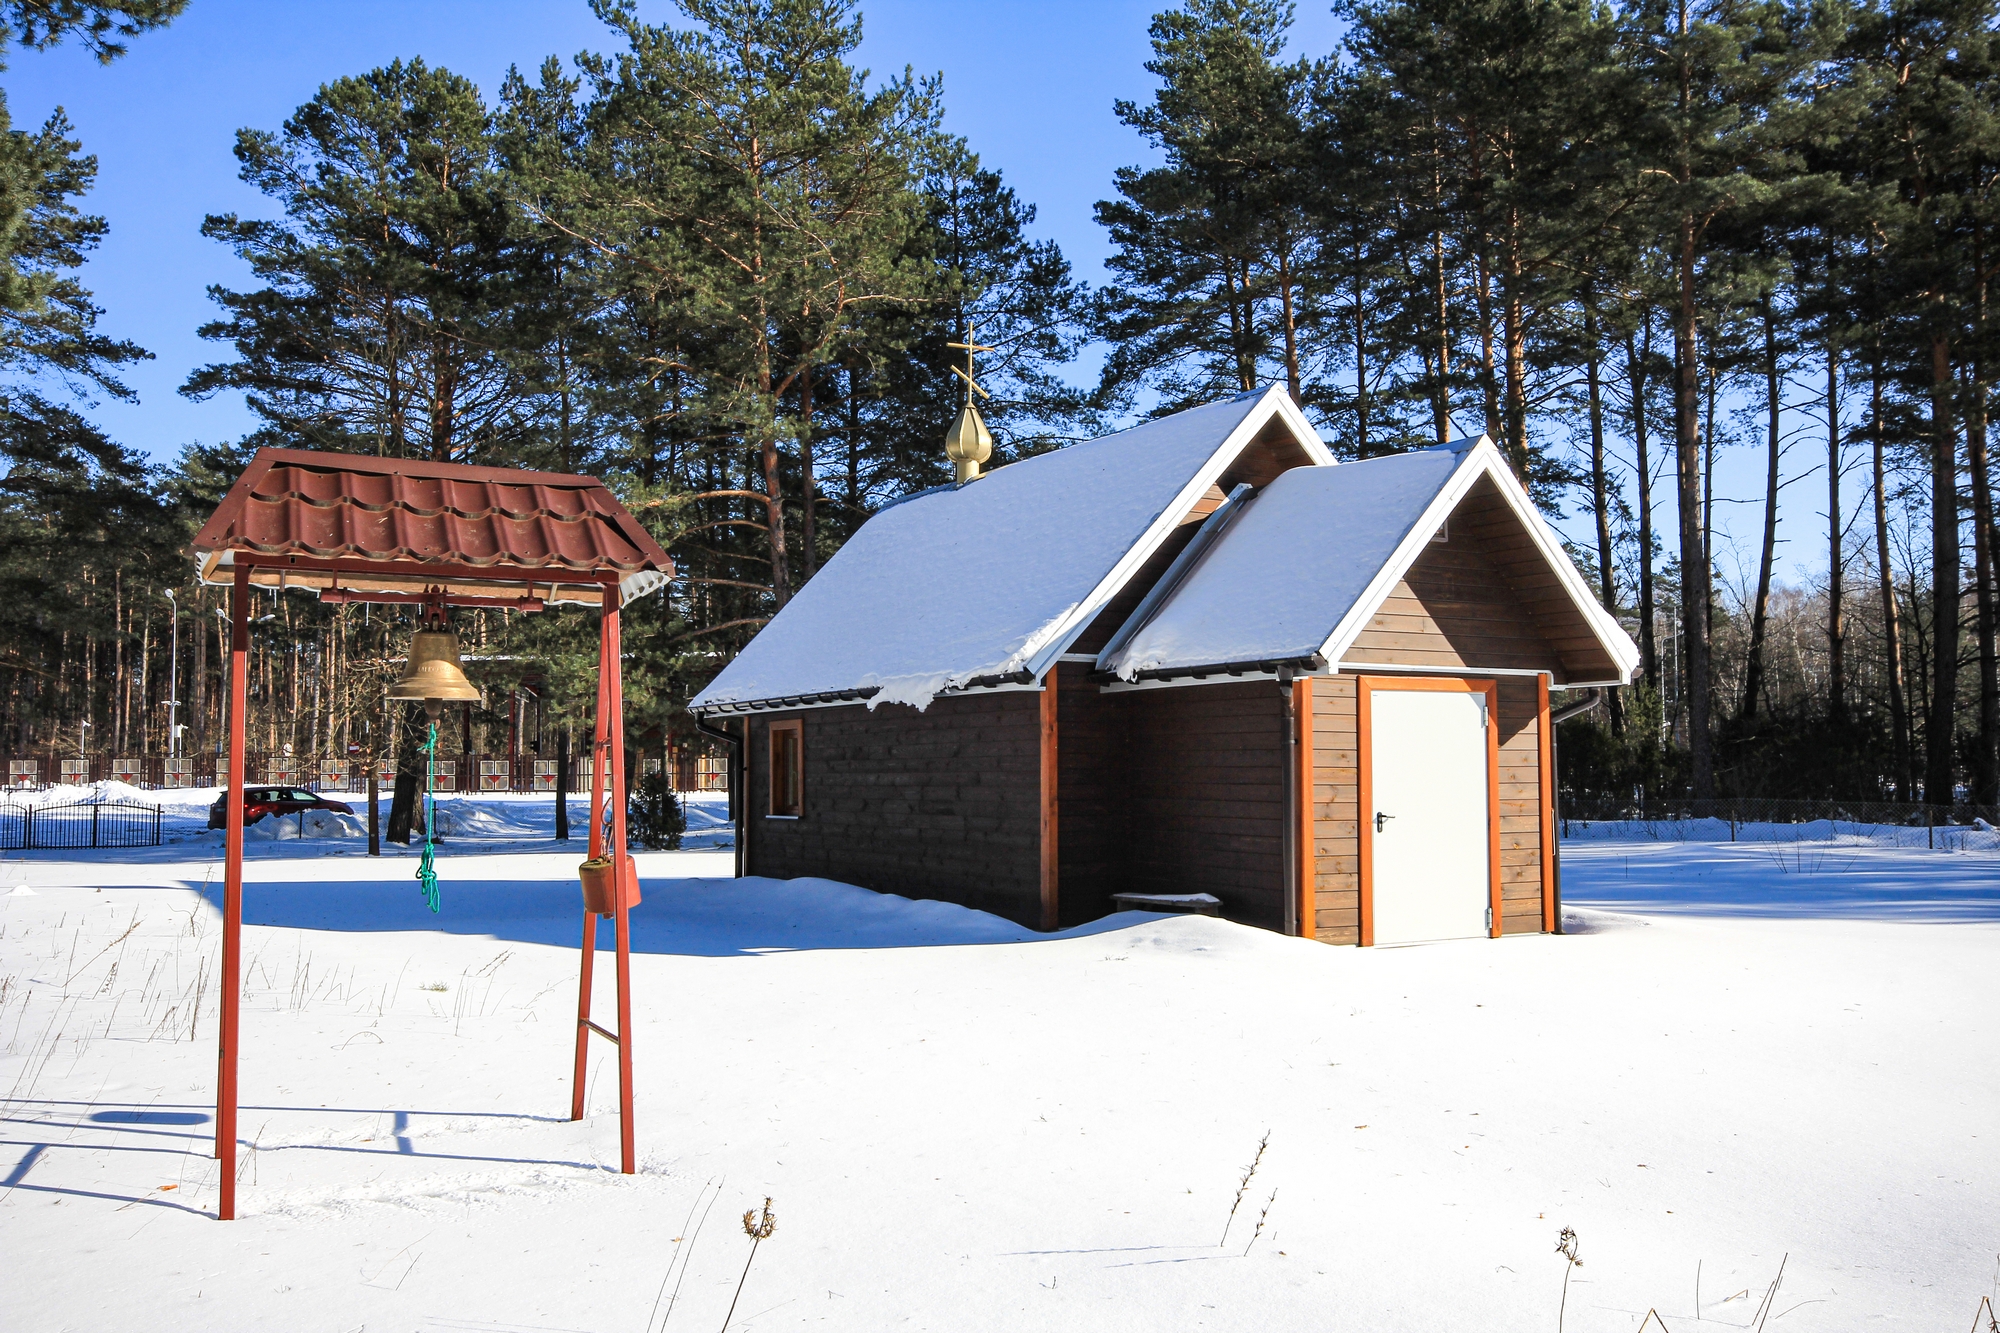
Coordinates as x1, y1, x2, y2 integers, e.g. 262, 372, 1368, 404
252, 446, 613, 488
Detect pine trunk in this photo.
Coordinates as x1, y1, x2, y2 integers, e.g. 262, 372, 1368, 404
1584, 298, 1624, 735
1927, 331, 1959, 808
191, 589, 207, 756
1741, 299, 1781, 722
1970, 229, 1997, 804
1676, 217, 1715, 802
1278, 246, 1301, 405
801, 365, 817, 581
1502, 212, 1529, 473
1432, 225, 1450, 444
1827, 340, 1847, 725
1475, 250, 1500, 439
1628, 327, 1659, 691
1354, 263, 1369, 454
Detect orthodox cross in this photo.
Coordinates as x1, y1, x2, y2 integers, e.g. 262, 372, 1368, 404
946, 322, 995, 402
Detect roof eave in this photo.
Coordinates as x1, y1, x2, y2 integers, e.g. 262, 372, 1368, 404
690, 668, 1038, 717
1092, 651, 1327, 686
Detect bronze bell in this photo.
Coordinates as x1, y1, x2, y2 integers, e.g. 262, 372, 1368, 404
387, 629, 482, 718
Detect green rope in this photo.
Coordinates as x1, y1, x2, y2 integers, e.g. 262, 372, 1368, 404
415, 720, 441, 913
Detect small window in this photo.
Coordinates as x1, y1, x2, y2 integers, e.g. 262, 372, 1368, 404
769, 719, 803, 818
1430, 516, 1449, 543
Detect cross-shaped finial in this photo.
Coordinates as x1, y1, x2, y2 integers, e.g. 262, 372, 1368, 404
945, 321, 996, 403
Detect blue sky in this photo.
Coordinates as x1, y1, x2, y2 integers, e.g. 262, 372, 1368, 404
5, 0, 1831, 592
2, 0, 1345, 464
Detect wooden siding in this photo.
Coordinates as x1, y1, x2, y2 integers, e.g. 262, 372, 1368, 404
1306, 676, 1362, 944
1220, 416, 1319, 490
1343, 477, 1616, 683
743, 692, 1045, 927
1450, 478, 1621, 683
1123, 681, 1289, 932
1493, 676, 1546, 935
1051, 672, 1290, 931
1307, 673, 1546, 944
1344, 521, 1563, 674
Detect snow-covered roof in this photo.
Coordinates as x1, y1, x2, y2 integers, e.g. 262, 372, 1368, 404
690, 386, 1331, 714
1100, 437, 1639, 686
1099, 446, 1464, 678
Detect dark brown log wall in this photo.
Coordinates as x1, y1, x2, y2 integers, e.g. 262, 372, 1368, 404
1054, 663, 1128, 927
743, 692, 1044, 926
1122, 681, 1289, 932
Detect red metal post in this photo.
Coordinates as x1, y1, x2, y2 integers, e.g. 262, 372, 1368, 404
589, 616, 609, 862
570, 611, 612, 1122
216, 565, 248, 1220
605, 595, 637, 1175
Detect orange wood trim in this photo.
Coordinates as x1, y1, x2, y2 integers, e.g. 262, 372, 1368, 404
1358, 674, 1495, 693
1039, 673, 1059, 931
740, 716, 752, 876
1537, 674, 1556, 933
1483, 679, 1503, 939
768, 718, 803, 817
1295, 677, 1315, 939
1357, 677, 1374, 947
1355, 674, 1502, 947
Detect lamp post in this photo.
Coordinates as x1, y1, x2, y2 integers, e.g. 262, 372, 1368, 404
164, 588, 181, 760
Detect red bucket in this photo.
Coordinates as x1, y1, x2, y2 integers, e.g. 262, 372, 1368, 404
578, 854, 641, 914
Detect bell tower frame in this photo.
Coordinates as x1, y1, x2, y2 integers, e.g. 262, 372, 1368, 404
192, 449, 673, 1221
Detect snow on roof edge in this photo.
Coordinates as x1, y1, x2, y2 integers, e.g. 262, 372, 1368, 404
688, 388, 1316, 715
1100, 449, 1461, 680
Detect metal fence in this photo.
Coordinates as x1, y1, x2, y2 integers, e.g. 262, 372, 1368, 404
0, 798, 163, 849
1561, 793, 2000, 830
1558, 794, 2000, 852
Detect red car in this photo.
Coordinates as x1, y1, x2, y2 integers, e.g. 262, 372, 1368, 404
207, 787, 353, 829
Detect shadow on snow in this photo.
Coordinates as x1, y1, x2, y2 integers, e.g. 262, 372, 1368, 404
172, 873, 1143, 957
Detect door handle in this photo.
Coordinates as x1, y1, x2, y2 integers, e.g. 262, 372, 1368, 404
1375, 811, 1394, 833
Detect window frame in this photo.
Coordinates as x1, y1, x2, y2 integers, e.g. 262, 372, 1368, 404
767, 718, 804, 819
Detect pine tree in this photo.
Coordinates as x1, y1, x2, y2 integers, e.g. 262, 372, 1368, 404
568, 0, 943, 608
0, 2, 183, 61
1339, 0, 1633, 476
1094, 0, 1326, 414
185, 60, 530, 463
1621, 0, 1816, 802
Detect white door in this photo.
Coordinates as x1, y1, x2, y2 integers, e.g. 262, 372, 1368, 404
1369, 687, 1491, 945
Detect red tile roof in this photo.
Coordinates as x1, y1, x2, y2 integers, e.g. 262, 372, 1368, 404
193, 449, 673, 605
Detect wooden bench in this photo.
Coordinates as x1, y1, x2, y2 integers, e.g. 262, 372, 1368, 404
1111, 892, 1222, 917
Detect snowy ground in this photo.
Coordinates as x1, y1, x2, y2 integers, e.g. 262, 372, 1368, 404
2, 816, 1996, 1331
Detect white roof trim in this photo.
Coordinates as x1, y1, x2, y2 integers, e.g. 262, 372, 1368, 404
1320, 437, 1640, 683
1091, 482, 1255, 672
1021, 385, 1333, 683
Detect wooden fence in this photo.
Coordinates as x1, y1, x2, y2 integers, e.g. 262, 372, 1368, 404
4, 747, 730, 794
